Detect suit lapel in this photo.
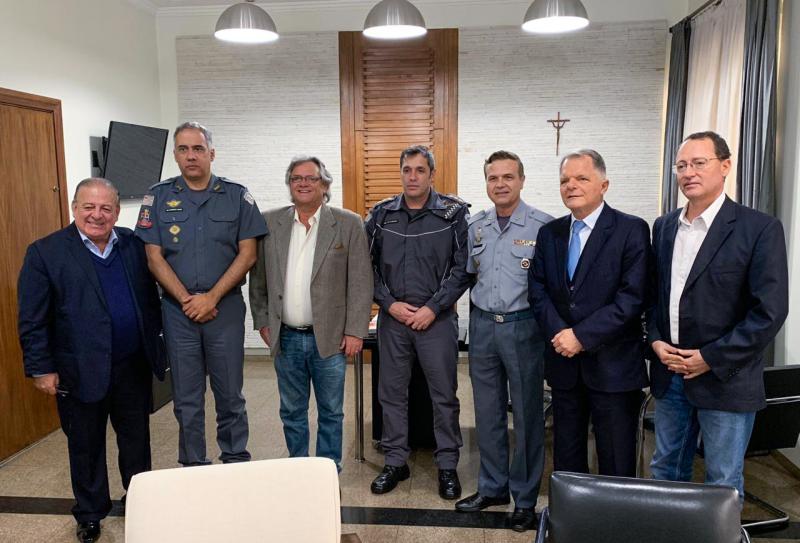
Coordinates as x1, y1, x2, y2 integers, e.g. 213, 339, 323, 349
572, 204, 615, 292
683, 197, 736, 291
311, 205, 336, 283
659, 211, 680, 305
274, 208, 294, 291
66, 224, 108, 311
553, 216, 571, 292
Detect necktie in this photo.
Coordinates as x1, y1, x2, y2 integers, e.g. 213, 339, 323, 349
567, 220, 586, 281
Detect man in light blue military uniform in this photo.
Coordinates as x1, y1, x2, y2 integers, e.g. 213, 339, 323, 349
455, 151, 552, 533
135, 122, 267, 466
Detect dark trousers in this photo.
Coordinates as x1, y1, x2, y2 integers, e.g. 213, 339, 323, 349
377, 309, 462, 469
551, 376, 643, 477
56, 357, 152, 523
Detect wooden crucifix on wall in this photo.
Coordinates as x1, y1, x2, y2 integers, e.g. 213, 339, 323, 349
547, 112, 570, 155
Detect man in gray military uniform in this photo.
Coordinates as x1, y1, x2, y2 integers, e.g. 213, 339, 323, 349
366, 145, 471, 499
135, 121, 267, 466
455, 151, 552, 532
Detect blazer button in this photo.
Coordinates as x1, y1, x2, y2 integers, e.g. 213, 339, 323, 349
569, 303, 576, 309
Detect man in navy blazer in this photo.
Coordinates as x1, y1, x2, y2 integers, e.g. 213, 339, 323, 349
529, 149, 649, 477
18, 178, 165, 543
648, 131, 788, 501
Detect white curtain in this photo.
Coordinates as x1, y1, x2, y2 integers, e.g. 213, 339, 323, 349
682, 0, 746, 201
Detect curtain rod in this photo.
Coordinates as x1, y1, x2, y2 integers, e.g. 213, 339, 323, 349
669, 0, 723, 33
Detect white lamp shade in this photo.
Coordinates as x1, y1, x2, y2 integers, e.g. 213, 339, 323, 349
215, 2, 279, 44
522, 0, 589, 34
363, 0, 427, 40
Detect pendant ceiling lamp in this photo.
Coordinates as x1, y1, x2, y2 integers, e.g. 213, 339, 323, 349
522, 0, 589, 34
363, 0, 427, 40
215, 0, 279, 44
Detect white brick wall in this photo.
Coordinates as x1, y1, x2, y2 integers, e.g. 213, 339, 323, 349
176, 21, 667, 346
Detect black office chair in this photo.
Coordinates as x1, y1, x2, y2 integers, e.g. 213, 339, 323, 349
635, 365, 800, 530
535, 471, 750, 543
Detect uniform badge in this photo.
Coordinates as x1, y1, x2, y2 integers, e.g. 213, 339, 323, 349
213, 184, 221, 192
166, 199, 181, 208
514, 239, 536, 247
244, 191, 255, 206
169, 225, 181, 235
136, 208, 152, 229
142, 194, 154, 206
476, 226, 482, 245
520, 258, 531, 270
173, 237, 180, 243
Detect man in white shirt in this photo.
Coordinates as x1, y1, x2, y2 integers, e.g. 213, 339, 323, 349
249, 156, 372, 470
648, 131, 788, 502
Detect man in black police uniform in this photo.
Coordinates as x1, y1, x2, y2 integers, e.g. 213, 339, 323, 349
366, 145, 471, 498
136, 122, 267, 466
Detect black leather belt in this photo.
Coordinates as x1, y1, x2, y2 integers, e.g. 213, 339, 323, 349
282, 324, 314, 333
474, 307, 534, 323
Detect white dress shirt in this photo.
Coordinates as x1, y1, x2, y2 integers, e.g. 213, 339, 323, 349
282, 206, 320, 327
570, 201, 605, 256
669, 191, 726, 344
78, 228, 118, 259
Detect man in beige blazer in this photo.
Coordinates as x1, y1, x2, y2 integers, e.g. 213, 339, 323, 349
249, 155, 372, 470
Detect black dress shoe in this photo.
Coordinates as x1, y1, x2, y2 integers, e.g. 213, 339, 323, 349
510, 507, 536, 532
370, 464, 410, 494
76, 521, 101, 542
455, 491, 511, 512
438, 469, 461, 500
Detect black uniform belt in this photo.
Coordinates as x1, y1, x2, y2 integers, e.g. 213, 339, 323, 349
282, 323, 314, 333
474, 307, 534, 323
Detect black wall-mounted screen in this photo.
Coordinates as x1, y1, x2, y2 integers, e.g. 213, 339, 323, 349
103, 121, 169, 199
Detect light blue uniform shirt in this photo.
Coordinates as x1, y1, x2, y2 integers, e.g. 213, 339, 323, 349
467, 200, 553, 313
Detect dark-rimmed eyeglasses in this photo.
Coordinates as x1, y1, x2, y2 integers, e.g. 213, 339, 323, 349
289, 175, 322, 185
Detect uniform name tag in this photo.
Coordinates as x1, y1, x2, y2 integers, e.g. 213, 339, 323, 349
514, 239, 536, 247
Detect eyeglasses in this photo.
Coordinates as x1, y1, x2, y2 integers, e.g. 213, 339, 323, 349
289, 175, 322, 185
672, 157, 720, 174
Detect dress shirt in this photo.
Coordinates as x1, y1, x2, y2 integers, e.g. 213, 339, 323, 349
570, 201, 605, 256
282, 206, 320, 327
669, 191, 726, 344
78, 228, 118, 259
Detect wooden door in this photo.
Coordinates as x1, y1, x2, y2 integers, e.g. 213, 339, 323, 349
339, 29, 459, 217
0, 88, 68, 461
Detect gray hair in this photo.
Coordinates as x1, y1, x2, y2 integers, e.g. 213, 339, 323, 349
400, 145, 436, 172
559, 149, 607, 179
174, 121, 213, 148
284, 155, 333, 203
72, 177, 120, 206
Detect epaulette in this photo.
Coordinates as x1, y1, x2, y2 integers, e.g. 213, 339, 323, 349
440, 193, 469, 220
216, 176, 246, 189
467, 209, 486, 226
365, 196, 396, 223
148, 179, 173, 190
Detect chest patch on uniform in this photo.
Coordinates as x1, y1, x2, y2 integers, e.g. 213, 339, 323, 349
137, 208, 153, 229
169, 225, 181, 235
142, 194, 154, 207
166, 199, 181, 208
244, 191, 255, 206
514, 239, 535, 247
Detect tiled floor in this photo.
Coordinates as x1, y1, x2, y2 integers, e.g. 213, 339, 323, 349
1, 356, 799, 542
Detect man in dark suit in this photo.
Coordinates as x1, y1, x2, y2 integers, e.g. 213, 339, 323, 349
529, 149, 649, 477
648, 131, 788, 501
18, 178, 165, 543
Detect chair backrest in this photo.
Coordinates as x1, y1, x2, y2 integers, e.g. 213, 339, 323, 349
546, 472, 743, 543
748, 365, 800, 453
125, 457, 341, 543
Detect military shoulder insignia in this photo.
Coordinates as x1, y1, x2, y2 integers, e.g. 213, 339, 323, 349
142, 194, 154, 207
513, 239, 536, 247
137, 208, 153, 229
244, 191, 255, 206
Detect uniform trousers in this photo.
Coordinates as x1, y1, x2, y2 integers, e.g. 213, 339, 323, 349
162, 291, 250, 465
56, 356, 151, 523
468, 309, 545, 508
378, 308, 462, 469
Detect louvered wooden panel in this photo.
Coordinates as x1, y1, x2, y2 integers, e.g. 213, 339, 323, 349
339, 29, 458, 217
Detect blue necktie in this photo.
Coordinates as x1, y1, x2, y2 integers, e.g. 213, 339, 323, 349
567, 220, 586, 281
